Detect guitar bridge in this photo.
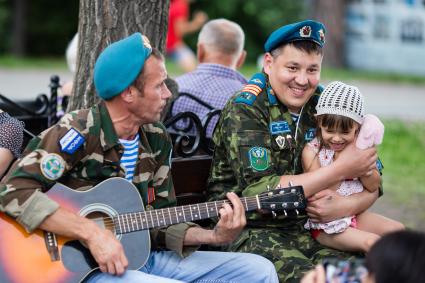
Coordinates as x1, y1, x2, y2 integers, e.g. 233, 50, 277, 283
44, 231, 60, 261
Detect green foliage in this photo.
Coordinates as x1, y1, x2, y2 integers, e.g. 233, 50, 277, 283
379, 120, 425, 202
0, 0, 78, 56
188, 0, 306, 61
26, 0, 79, 55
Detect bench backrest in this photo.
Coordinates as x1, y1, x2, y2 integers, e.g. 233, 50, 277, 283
171, 155, 212, 205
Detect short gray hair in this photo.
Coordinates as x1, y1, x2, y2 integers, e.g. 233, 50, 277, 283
198, 19, 245, 56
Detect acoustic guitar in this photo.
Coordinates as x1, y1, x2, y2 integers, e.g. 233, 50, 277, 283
0, 177, 305, 283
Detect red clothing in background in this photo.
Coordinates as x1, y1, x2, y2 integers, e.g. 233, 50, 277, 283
166, 0, 189, 53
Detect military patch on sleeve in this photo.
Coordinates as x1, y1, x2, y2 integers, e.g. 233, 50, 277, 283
234, 92, 258, 105
304, 128, 316, 141
59, 128, 85, 154
40, 153, 66, 181
248, 147, 269, 171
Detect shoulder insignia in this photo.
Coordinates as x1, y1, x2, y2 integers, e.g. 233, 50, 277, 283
59, 127, 85, 154
315, 84, 325, 94
267, 87, 278, 105
234, 73, 266, 106
40, 153, 65, 181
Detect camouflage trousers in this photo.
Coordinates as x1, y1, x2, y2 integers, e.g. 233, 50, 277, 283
226, 224, 356, 283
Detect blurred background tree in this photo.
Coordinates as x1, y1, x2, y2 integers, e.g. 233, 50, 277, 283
0, 0, 309, 63
0, 0, 78, 56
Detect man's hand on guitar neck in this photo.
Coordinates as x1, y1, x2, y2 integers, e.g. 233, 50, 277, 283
184, 192, 246, 246
40, 207, 128, 276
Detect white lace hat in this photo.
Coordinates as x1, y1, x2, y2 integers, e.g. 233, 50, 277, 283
316, 81, 364, 124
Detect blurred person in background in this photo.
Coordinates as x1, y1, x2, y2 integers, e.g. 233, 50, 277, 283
166, 0, 208, 73
172, 18, 247, 138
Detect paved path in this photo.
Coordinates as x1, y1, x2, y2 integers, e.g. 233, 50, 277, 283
0, 68, 424, 120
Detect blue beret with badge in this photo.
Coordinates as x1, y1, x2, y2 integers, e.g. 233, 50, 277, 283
264, 20, 326, 52
94, 32, 152, 100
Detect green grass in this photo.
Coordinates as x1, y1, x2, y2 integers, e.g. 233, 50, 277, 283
0, 55, 67, 69
379, 120, 425, 203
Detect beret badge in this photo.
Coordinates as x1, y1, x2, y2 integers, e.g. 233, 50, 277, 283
299, 26, 312, 38
318, 29, 325, 43
142, 35, 152, 51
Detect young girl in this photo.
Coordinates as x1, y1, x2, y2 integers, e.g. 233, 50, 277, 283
302, 81, 404, 253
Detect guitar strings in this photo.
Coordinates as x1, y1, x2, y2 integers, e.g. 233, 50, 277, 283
93, 191, 304, 230
95, 192, 302, 228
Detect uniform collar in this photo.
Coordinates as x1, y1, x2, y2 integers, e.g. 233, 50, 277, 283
98, 101, 121, 151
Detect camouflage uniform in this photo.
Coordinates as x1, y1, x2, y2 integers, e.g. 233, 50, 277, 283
208, 73, 353, 282
0, 101, 198, 256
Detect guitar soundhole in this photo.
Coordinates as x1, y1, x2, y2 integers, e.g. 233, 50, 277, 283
85, 211, 115, 234
79, 204, 119, 239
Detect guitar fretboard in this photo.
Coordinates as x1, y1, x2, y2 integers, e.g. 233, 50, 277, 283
113, 197, 260, 234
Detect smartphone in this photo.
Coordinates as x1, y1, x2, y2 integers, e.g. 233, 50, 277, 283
323, 257, 368, 283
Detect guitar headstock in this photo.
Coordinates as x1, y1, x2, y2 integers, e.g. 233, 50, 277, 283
258, 185, 306, 212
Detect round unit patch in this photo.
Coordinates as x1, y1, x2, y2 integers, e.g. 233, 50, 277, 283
40, 153, 66, 181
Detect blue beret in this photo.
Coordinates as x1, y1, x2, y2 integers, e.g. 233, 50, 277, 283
264, 20, 326, 52
94, 33, 152, 100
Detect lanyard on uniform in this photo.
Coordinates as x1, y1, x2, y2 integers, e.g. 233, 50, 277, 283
291, 105, 305, 174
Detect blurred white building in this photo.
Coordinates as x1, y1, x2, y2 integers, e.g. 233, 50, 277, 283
346, 0, 425, 75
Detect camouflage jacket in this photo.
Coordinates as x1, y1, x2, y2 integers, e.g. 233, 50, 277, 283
208, 72, 321, 227
0, 102, 197, 256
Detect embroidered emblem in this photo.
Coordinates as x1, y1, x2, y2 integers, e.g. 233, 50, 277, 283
142, 35, 152, 51
40, 153, 65, 181
300, 26, 312, 38
251, 78, 263, 85
275, 136, 286, 149
59, 128, 85, 154
318, 29, 325, 43
305, 128, 316, 141
270, 121, 291, 135
248, 147, 269, 171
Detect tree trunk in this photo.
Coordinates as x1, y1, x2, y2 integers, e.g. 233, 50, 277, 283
310, 0, 347, 68
11, 0, 27, 56
68, 0, 170, 111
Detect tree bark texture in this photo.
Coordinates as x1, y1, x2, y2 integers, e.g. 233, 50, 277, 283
310, 0, 347, 68
68, 0, 170, 111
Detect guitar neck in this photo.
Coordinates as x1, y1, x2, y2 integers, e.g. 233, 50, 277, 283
114, 196, 260, 234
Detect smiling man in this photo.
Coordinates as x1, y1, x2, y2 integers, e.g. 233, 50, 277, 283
208, 20, 380, 282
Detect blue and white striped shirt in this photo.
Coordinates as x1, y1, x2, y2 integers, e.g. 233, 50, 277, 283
119, 134, 139, 181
